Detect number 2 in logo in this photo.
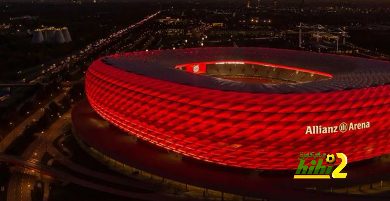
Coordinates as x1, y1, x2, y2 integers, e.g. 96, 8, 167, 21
332, 153, 348, 179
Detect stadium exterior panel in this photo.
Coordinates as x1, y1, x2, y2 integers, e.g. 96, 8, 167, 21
85, 47, 390, 170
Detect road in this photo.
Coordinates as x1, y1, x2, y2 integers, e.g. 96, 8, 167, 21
0, 92, 67, 153
0, 11, 160, 103
10, 110, 71, 201
22, 111, 71, 160
4, 101, 70, 201
0, 153, 185, 201
6, 168, 36, 201
1, 11, 163, 201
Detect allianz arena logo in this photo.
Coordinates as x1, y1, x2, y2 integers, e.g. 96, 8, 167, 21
305, 121, 370, 135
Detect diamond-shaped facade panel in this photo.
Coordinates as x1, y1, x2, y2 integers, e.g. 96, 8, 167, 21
85, 47, 390, 170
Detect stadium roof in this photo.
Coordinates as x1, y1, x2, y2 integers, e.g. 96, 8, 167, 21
102, 47, 390, 93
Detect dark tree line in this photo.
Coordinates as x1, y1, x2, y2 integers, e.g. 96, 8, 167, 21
0, 81, 63, 130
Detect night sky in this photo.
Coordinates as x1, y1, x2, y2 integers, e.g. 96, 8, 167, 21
4, 0, 390, 3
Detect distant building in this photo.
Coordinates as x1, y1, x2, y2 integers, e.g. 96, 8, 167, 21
212, 23, 224, 27
31, 27, 72, 44
31, 30, 44, 43
62, 27, 72, 42
163, 28, 185, 36
10, 15, 39, 21
54, 30, 66, 43
247, 0, 250, 8
0, 24, 10, 29
208, 28, 276, 37
158, 17, 182, 24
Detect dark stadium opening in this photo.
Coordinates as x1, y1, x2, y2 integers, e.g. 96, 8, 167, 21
175, 61, 332, 84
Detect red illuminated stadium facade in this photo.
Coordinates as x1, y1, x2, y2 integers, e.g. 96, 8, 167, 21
85, 47, 390, 170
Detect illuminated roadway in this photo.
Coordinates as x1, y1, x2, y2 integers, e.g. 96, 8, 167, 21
4, 94, 69, 201
0, 153, 184, 201
0, 10, 162, 153
0, 11, 165, 201
0, 11, 161, 102
0, 92, 67, 153
6, 168, 36, 201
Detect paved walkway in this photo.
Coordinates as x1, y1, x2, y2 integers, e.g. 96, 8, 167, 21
47, 136, 157, 191
72, 99, 390, 201
0, 153, 185, 201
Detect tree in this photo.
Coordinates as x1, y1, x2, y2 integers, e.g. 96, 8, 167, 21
19, 101, 34, 117
59, 96, 71, 112
0, 162, 11, 184
49, 102, 60, 115
69, 83, 85, 101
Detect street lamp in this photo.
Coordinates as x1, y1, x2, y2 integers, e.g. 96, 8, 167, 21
9, 122, 14, 132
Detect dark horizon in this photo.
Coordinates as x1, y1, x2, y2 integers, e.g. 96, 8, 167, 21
2, 0, 390, 4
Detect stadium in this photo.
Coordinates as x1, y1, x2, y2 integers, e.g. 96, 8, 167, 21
70, 47, 390, 199
80, 47, 390, 170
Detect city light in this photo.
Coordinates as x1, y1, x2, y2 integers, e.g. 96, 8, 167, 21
1, 2, 390, 201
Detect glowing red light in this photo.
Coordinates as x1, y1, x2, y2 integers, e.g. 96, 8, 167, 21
86, 56, 390, 170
